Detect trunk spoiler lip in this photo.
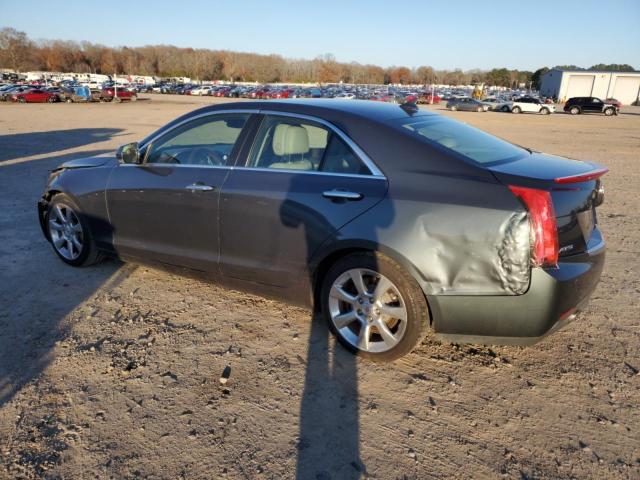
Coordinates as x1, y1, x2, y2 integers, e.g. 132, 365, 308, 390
553, 166, 609, 184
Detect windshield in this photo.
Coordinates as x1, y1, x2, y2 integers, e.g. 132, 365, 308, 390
392, 115, 528, 166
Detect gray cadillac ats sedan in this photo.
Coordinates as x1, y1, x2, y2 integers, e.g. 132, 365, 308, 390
38, 100, 607, 361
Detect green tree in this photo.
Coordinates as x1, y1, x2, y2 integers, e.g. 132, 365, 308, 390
531, 67, 550, 89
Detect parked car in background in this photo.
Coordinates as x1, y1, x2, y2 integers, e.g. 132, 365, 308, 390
510, 97, 555, 115
417, 93, 441, 104
101, 87, 137, 102
12, 88, 58, 103
60, 86, 102, 103
446, 97, 488, 112
604, 98, 622, 109
564, 97, 619, 116
481, 97, 511, 111
1, 85, 31, 101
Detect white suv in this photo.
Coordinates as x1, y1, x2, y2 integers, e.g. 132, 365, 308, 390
509, 97, 555, 115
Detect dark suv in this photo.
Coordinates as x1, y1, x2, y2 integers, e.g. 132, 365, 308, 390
564, 97, 618, 116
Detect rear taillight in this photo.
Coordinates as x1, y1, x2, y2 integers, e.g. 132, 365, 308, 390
509, 185, 559, 267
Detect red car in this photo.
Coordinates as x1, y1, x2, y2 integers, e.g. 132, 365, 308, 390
101, 87, 137, 102
274, 88, 295, 99
214, 87, 231, 97
12, 89, 58, 103
605, 98, 623, 109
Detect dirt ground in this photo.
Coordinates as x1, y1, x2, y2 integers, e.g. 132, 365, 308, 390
0, 95, 638, 480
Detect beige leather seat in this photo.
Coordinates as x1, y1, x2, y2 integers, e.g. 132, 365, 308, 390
269, 124, 313, 170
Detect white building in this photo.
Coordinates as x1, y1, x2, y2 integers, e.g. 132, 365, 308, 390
540, 69, 640, 105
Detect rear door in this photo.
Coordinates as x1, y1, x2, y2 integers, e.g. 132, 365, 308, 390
106, 112, 253, 271
219, 113, 388, 286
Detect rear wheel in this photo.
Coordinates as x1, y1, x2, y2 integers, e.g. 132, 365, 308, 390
450, 105, 457, 111
46, 194, 102, 267
18, 97, 26, 103
501, 105, 510, 112
512, 106, 521, 114
47, 96, 57, 103
570, 106, 580, 115
321, 252, 430, 362
603, 107, 614, 116
476, 106, 483, 112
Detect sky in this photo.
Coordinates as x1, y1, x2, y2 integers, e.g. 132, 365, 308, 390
2, 0, 639, 71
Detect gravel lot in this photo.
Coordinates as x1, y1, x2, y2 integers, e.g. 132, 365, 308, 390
1, 95, 639, 479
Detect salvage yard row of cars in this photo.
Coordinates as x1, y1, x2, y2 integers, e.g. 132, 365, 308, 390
0, 83, 137, 103
0, 80, 622, 116
446, 95, 621, 115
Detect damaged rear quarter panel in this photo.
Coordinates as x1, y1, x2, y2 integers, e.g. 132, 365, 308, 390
335, 172, 531, 296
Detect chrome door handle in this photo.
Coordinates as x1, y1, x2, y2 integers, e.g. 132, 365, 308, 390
186, 183, 215, 192
322, 190, 363, 200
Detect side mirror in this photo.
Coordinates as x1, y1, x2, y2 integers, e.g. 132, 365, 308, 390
116, 142, 141, 164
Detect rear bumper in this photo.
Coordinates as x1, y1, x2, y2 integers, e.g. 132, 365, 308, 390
428, 234, 605, 346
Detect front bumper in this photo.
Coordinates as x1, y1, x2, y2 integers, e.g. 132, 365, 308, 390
428, 234, 605, 346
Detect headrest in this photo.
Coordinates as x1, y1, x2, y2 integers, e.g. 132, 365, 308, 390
272, 125, 309, 156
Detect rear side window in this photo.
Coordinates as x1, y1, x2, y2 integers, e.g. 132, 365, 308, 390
246, 115, 370, 175
393, 116, 527, 166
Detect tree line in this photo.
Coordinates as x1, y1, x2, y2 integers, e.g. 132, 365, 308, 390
0, 27, 636, 87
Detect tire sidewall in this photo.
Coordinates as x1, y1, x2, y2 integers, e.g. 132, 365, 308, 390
320, 252, 430, 362
46, 193, 97, 267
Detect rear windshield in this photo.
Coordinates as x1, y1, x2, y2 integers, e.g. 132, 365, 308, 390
391, 115, 527, 166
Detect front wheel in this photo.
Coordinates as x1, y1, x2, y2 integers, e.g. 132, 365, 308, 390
321, 252, 430, 362
603, 107, 614, 116
540, 108, 550, 115
512, 106, 521, 114
450, 105, 457, 111
46, 194, 102, 267
570, 106, 580, 115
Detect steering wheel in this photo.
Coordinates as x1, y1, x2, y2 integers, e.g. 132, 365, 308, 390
188, 147, 226, 166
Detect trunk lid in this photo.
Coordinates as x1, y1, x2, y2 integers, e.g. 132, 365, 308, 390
488, 152, 606, 257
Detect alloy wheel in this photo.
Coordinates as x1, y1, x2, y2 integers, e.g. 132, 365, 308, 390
328, 268, 408, 353
48, 203, 84, 260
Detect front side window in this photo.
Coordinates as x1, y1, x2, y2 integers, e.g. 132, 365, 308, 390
145, 113, 249, 166
246, 115, 370, 175
393, 115, 527, 166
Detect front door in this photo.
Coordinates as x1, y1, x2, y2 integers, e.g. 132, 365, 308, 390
106, 112, 252, 272
219, 114, 388, 286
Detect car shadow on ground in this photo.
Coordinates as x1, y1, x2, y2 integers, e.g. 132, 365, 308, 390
0, 144, 130, 408
0, 128, 124, 163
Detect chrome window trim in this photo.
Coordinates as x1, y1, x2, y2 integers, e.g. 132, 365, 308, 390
232, 166, 387, 180
120, 163, 385, 180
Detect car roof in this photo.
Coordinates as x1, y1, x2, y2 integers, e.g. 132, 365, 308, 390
190, 99, 435, 123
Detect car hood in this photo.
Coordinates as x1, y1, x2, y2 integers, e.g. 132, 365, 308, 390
56, 154, 117, 170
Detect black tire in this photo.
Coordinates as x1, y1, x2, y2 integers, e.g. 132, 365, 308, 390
45, 193, 102, 267
47, 96, 57, 103
570, 106, 580, 115
476, 106, 483, 112
321, 252, 431, 362
603, 107, 614, 116
512, 106, 521, 114
18, 97, 26, 103
540, 108, 550, 115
